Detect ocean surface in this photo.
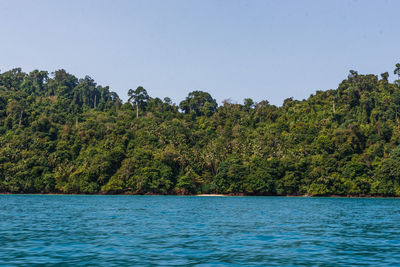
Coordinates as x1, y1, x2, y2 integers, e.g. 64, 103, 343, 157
1, 195, 400, 266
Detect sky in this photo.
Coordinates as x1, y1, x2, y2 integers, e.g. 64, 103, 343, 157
0, 0, 399, 106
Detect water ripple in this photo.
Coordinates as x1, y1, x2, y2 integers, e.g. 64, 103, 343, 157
1, 195, 400, 266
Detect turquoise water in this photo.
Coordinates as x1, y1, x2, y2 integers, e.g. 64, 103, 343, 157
1, 196, 400, 266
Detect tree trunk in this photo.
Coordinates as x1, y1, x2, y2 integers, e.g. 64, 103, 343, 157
136, 104, 139, 118
19, 110, 23, 126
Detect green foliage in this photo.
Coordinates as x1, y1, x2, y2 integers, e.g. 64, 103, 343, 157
128, 86, 149, 118
179, 91, 217, 116
2, 66, 400, 195
214, 157, 247, 193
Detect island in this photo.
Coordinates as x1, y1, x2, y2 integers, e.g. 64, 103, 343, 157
1, 65, 400, 196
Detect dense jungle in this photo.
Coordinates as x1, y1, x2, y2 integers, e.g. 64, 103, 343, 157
1, 65, 400, 196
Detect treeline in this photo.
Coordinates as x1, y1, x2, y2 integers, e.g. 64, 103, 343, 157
2, 65, 400, 196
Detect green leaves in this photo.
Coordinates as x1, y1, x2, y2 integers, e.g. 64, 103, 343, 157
179, 91, 217, 116
128, 86, 149, 118
3, 65, 400, 195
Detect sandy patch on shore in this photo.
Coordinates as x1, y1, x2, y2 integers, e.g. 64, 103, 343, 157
195, 194, 229, 196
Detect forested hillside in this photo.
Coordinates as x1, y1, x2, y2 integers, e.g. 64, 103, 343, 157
2, 66, 400, 196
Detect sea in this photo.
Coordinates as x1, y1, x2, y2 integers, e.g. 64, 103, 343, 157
1, 195, 399, 266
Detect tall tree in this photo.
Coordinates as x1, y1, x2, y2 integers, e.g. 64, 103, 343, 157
128, 86, 149, 118
179, 91, 217, 116
394, 63, 400, 85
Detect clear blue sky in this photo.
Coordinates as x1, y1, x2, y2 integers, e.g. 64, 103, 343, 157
0, 0, 399, 106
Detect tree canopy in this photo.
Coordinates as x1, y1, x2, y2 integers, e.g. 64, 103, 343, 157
2, 66, 400, 196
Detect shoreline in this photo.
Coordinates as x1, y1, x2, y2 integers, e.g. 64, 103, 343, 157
0, 192, 400, 198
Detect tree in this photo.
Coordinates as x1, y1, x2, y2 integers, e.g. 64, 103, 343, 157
214, 157, 247, 193
6, 99, 25, 126
395, 64, 400, 86
179, 91, 217, 116
128, 86, 149, 118
381, 72, 389, 82
243, 98, 255, 111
